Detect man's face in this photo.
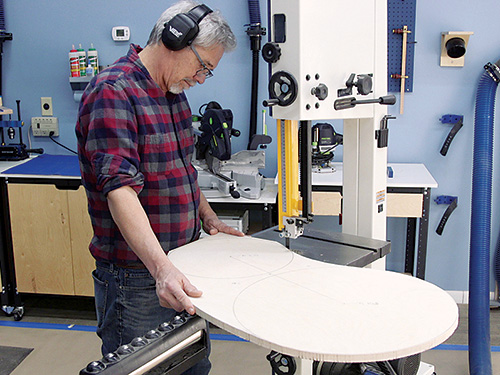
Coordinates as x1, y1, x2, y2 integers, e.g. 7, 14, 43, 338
168, 44, 224, 94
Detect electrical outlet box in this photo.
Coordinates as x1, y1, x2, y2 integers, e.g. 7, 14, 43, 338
41, 97, 53, 116
31, 117, 59, 137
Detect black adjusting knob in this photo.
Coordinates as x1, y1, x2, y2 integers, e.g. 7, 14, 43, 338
356, 74, 373, 95
311, 84, 328, 100
262, 42, 281, 63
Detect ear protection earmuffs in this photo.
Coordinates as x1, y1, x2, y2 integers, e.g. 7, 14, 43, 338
161, 4, 213, 51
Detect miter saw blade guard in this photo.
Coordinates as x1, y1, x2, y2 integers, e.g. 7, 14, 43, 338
196, 107, 236, 162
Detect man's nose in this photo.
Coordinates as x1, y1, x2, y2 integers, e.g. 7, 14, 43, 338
194, 74, 206, 84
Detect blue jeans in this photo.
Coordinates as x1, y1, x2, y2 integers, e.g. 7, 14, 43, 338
93, 261, 211, 375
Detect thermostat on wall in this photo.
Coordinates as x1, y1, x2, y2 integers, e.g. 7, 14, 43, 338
112, 26, 130, 41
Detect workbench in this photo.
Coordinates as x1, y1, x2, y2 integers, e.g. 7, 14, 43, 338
0, 155, 277, 320
0, 155, 91, 320
310, 162, 438, 279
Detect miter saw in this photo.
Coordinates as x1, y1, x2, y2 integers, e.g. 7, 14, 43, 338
193, 102, 271, 199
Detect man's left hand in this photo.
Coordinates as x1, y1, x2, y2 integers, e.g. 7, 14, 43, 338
202, 214, 245, 237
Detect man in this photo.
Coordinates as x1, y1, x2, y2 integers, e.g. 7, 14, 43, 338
76, 1, 241, 373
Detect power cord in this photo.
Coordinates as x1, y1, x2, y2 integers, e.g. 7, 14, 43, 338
49, 131, 77, 155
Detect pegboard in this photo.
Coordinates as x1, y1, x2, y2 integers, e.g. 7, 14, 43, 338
387, 0, 417, 93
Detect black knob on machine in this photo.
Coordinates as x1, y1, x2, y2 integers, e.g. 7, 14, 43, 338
337, 73, 373, 97
230, 186, 241, 199
355, 74, 373, 95
311, 83, 328, 100
262, 42, 282, 63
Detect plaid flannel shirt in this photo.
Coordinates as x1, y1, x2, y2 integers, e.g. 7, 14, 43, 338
76, 44, 201, 265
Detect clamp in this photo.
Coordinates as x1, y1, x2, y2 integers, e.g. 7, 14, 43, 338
439, 114, 463, 156
434, 195, 458, 235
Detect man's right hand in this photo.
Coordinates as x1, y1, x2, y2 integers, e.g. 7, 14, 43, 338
154, 262, 202, 315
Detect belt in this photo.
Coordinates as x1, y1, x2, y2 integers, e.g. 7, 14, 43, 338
117, 263, 147, 270
96, 260, 147, 271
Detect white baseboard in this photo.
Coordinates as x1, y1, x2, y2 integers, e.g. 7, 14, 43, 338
446, 290, 496, 304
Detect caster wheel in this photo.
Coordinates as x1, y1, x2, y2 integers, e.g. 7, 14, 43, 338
13, 306, 24, 321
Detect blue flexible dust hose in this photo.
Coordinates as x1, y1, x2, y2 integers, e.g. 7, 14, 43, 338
0, 0, 5, 31
247, 0, 261, 25
469, 60, 500, 375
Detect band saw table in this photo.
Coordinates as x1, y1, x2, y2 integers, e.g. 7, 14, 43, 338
253, 217, 391, 268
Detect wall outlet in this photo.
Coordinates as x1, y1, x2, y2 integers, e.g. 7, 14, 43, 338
41, 97, 53, 116
31, 117, 59, 136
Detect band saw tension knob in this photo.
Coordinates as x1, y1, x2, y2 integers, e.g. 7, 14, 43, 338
262, 42, 282, 63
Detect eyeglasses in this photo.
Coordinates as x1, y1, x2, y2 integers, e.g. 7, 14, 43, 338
190, 45, 213, 79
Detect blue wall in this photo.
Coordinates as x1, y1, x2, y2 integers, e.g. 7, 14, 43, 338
3, 0, 500, 293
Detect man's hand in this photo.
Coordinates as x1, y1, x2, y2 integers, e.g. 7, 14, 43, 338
154, 262, 202, 315
199, 192, 245, 237
202, 214, 245, 237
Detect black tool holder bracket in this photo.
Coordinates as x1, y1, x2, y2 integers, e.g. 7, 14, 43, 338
434, 195, 458, 235
439, 114, 463, 156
